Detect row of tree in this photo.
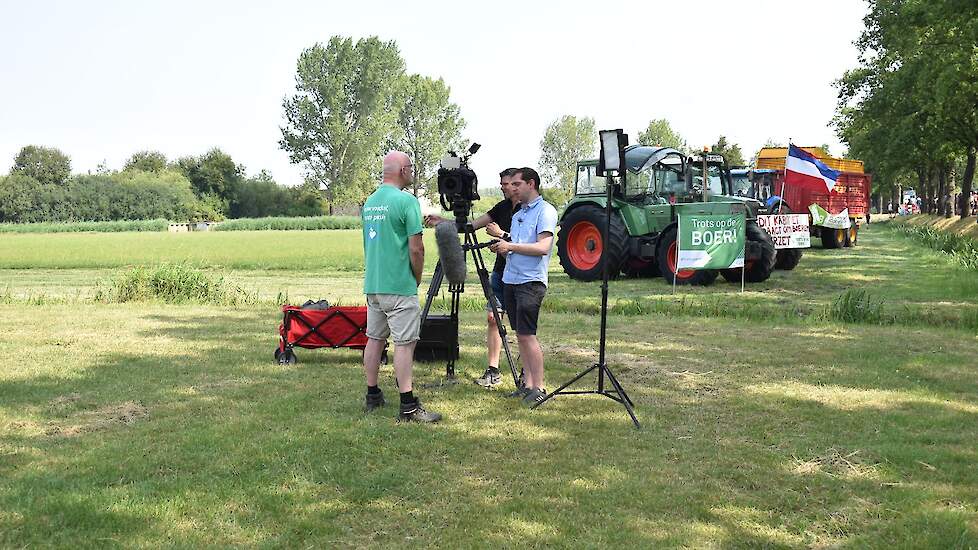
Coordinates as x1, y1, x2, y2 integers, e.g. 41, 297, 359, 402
0, 145, 325, 224
834, 0, 977, 218
537, 116, 747, 205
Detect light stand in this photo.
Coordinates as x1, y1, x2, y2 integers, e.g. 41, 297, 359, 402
531, 129, 640, 429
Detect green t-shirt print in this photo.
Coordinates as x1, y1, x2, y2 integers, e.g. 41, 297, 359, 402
362, 184, 423, 296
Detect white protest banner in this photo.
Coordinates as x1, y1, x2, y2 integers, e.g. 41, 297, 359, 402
756, 214, 811, 250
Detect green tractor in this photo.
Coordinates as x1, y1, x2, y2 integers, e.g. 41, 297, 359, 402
556, 146, 776, 285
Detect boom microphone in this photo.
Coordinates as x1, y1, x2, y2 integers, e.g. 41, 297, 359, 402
435, 221, 467, 285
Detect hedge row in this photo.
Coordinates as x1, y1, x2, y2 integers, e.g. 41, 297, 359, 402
213, 216, 362, 231
0, 219, 171, 233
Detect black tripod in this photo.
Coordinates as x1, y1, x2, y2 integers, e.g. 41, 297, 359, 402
530, 174, 640, 429
420, 222, 520, 387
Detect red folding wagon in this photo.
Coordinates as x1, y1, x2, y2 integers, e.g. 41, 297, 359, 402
275, 304, 386, 365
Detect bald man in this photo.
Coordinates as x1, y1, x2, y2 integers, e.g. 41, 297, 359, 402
361, 151, 442, 423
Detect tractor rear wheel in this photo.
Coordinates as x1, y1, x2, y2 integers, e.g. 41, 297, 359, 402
656, 226, 718, 285
557, 205, 627, 281
820, 227, 845, 249
720, 221, 777, 283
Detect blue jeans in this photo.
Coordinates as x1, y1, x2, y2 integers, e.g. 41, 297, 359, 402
486, 270, 505, 312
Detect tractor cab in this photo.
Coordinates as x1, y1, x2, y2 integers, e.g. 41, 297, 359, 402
574, 145, 702, 205
574, 145, 686, 202
730, 168, 752, 197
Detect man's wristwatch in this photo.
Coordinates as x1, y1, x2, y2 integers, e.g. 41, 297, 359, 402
502, 232, 511, 242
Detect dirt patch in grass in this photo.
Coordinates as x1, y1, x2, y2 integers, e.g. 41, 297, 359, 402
47, 392, 82, 413
45, 401, 148, 438
791, 448, 881, 480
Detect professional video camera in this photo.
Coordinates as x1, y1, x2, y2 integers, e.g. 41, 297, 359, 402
437, 143, 481, 224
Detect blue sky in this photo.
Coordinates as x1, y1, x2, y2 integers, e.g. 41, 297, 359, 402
1, 0, 867, 186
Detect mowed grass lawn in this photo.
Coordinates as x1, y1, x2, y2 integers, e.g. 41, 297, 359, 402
2, 223, 977, 328
1, 221, 977, 546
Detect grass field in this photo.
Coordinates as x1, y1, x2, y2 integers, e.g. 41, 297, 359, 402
1, 220, 977, 547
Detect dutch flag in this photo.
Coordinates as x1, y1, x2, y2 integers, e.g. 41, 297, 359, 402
785, 144, 840, 193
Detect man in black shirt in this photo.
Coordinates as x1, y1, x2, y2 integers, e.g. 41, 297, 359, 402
424, 168, 520, 388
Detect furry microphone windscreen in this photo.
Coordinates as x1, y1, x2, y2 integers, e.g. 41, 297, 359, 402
434, 221, 467, 285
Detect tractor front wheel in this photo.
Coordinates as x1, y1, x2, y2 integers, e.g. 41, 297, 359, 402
845, 224, 858, 247
720, 221, 777, 283
769, 205, 803, 270
774, 248, 803, 270
656, 226, 718, 285
557, 205, 627, 281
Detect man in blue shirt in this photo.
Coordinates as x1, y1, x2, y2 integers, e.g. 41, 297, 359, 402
489, 167, 558, 406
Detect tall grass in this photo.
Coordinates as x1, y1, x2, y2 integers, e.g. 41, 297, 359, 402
96, 264, 256, 305
0, 219, 169, 233
829, 288, 885, 324
893, 224, 978, 270
214, 216, 361, 231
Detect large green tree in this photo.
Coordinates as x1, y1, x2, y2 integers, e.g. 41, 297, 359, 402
280, 36, 405, 212
638, 119, 687, 152
10, 145, 71, 186
538, 115, 596, 204
172, 148, 245, 218
124, 150, 168, 173
391, 74, 466, 202
835, 0, 978, 217
710, 136, 745, 167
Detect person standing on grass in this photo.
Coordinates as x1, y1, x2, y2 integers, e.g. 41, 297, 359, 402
489, 167, 557, 407
425, 167, 522, 389
361, 150, 441, 423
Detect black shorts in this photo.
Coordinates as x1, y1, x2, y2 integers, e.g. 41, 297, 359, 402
503, 281, 547, 335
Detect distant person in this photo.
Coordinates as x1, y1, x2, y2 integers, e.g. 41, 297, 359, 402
489, 167, 558, 407
425, 168, 522, 389
361, 150, 441, 423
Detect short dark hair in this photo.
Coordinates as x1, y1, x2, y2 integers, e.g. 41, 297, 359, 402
499, 167, 518, 178
514, 167, 541, 190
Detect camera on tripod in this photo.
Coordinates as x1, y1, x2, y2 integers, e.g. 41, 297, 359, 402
438, 143, 481, 224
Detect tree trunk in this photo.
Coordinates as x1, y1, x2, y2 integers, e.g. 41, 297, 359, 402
918, 170, 929, 213
938, 166, 948, 217
961, 148, 975, 220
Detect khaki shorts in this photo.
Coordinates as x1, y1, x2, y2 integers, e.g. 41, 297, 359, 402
366, 294, 421, 345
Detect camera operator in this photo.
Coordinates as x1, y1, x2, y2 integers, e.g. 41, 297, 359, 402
362, 151, 442, 423
489, 167, 557, 407
425, 167, 521, 389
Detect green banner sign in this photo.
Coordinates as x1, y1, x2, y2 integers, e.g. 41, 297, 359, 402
808, 204, 852, 229
677, 213, 745, 270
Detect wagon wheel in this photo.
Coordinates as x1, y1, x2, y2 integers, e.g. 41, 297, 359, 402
277, 348, 297, 365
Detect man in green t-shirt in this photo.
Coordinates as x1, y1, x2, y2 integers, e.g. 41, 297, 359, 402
361, 151, 441, 423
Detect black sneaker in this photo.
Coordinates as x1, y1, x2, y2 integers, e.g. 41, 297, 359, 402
506, 386, 530, 399
474, 367, 502, 388
522, 388, 547, 407
398, 400, 442, 423
364, 390, 385, 412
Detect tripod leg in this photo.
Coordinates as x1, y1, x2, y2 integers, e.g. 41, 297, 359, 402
447, 288, 460, 379
603, 366, 641, 429
420, 261, 445, 326
530, 363, 600, 409
467, 229, 521, 387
